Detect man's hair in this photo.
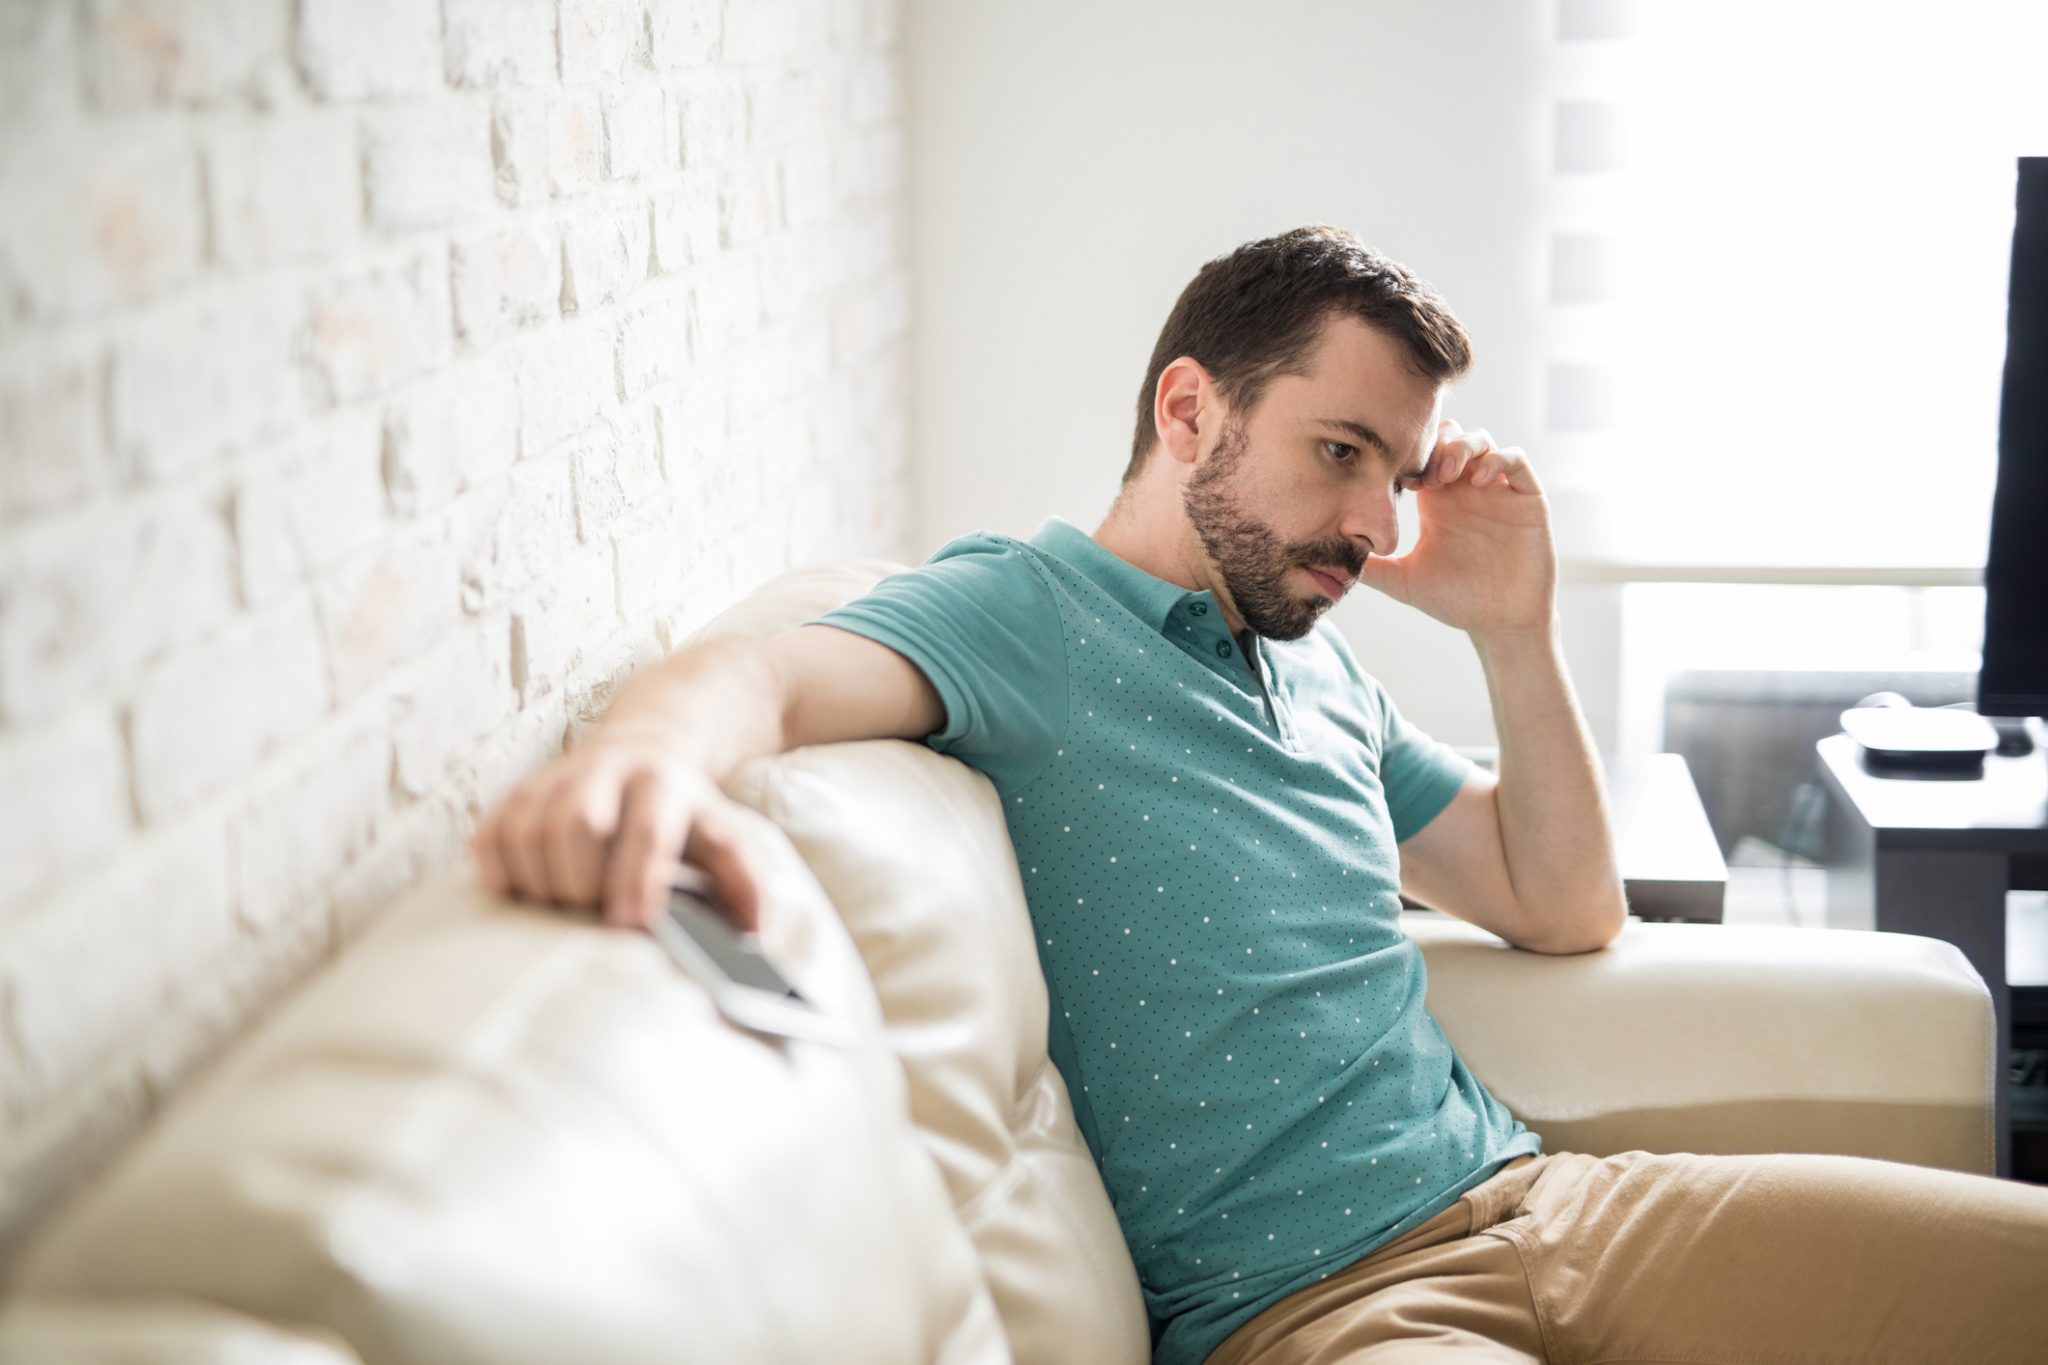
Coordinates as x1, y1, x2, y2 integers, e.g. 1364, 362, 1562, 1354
1123, 225, 1474, 484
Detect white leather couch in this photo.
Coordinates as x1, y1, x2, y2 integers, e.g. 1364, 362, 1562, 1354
0, 562, 1999, 1364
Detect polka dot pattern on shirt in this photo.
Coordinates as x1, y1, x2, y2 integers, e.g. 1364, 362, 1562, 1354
806, 516, 1541, 1365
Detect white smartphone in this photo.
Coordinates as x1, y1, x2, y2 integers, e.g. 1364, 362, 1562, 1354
651, 863, 859, 1050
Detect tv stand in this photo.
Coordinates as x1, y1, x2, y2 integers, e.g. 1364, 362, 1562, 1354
1817, 732, 2048, 1179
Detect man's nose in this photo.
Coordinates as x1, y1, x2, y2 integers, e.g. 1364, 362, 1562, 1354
1339, 488, 1401, 559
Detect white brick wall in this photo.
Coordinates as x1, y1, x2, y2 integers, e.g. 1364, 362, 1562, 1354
0, 0, 913, 1258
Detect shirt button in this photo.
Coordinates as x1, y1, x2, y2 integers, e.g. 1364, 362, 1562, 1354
1190, 602, 1208, 616
1215, 639, 1232, 658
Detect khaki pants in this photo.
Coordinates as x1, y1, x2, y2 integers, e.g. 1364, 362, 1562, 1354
1205, 1149, 2048, 1364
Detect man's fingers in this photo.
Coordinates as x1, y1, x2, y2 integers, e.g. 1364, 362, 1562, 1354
494, 781, 553, 905
1431, 446, 1474, 487
1437, 438, 1544, 495
471, 816, 509, 894
540, 774, 619, 911
1428, 424, 1496, 487
1472, 446, 1541, 494
684, 807, 765, 935
1501, 448, 1542, 493
605, 768, 685, 929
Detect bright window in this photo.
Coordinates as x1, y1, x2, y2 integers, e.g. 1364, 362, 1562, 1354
1555, 0, 2047, 570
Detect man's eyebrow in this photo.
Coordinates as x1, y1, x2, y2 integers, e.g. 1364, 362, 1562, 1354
1313, 418, 1428, 480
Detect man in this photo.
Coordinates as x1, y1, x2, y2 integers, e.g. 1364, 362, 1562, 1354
473, 227, 2048, 1364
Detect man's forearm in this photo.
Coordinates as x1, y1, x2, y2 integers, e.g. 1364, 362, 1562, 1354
592, 638, 787, 785
1472, 622, 1628, 952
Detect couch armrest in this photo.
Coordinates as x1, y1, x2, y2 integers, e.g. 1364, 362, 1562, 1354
1403, 912, 1997, 1175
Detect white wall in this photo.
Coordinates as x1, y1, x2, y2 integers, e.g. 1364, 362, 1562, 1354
905, 0, 1620, 751
0, 0, 912, 1257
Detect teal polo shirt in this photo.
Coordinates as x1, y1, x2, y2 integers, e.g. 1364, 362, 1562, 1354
804, 515, 1542, 1365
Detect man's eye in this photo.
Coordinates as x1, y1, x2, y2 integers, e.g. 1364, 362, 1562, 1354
1323, 441, 1356, 464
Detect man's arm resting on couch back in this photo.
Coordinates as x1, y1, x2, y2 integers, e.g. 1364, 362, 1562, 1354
470, 624, 945, 932
602, 624, 947, 765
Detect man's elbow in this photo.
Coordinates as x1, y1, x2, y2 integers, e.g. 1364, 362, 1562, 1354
1514, 892, 1628, 955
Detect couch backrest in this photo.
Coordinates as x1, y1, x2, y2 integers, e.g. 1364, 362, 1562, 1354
700, 561, 1152, 1365
5, 805, 1013, 1364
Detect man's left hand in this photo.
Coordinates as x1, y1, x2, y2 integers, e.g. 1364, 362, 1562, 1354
1356, 418, 1557, 643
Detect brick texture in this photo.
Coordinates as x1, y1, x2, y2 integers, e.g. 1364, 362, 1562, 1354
0, 0, 913, 1262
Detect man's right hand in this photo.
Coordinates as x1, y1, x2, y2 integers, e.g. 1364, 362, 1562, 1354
468, 732, 765, 934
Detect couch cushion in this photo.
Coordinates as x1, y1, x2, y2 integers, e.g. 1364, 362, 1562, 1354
698, 563, 1153, 1365
8, 802, 1008, 1365
0, 1295, 363, 1364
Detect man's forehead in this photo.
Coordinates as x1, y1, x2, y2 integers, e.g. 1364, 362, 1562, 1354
1288, 322, 1442, 451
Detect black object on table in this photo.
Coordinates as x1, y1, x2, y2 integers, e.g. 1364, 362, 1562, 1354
1817, 730, 2048, 1180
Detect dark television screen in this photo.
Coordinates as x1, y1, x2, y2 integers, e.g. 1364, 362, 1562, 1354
1978, 156, 2048, 717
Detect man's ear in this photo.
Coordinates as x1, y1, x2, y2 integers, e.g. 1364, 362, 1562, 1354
1153, 356, 1213, 468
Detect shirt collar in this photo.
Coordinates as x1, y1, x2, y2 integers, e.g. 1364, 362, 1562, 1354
1027, 514, 1222, 635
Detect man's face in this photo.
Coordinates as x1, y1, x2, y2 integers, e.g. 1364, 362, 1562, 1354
1180, 314, 1443, 641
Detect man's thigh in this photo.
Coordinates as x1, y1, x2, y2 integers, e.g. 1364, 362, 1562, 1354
1205, 1187, 1547, 1365
1505, 1149, 2048, 1365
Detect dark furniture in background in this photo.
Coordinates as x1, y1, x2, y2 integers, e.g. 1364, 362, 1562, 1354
1663, 669, 1975, 862
1818, 732, 2048, 1181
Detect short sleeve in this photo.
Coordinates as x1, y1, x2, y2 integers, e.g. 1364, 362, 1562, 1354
1378, 686, 1477, 843
1314, 618, 1476, 841
801, 532, 1069, 794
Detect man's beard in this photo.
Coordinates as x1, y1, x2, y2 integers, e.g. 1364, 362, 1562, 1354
1181, 418, 1355, 642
